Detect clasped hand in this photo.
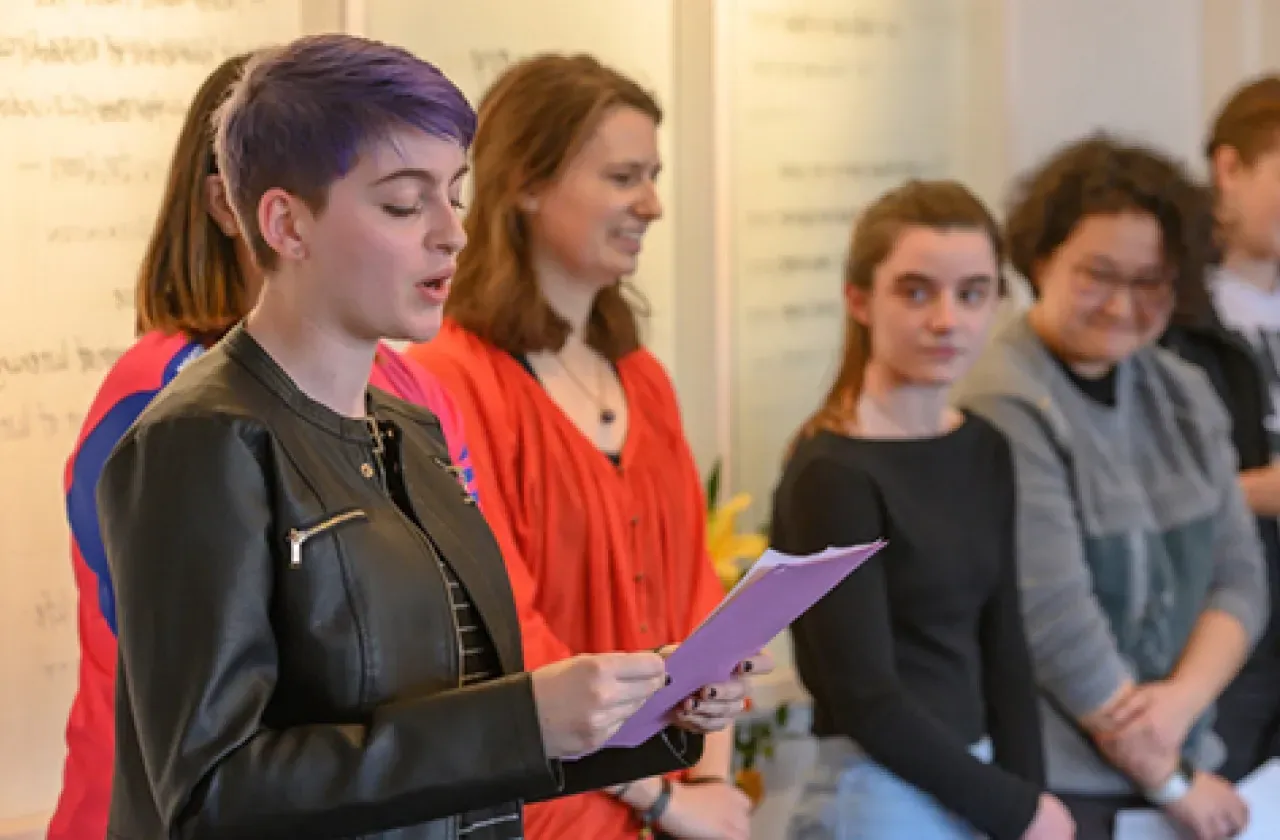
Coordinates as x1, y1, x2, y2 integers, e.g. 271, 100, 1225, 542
1093, 681, 1247, 840
531, 648, 774, 759
1093, 680, 1195, 787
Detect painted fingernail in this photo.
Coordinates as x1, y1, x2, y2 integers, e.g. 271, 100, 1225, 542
741, 660, 754, 673
744, 697, 754, 712
706, 687, 718, 700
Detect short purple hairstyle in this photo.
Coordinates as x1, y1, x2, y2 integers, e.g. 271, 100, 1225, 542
213, 33, 476, 270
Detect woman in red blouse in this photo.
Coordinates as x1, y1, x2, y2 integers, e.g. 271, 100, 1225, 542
408, 55, 751, 840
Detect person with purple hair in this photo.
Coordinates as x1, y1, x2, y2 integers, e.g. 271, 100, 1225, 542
49, 49, 483, 840
94, 33, 768, 840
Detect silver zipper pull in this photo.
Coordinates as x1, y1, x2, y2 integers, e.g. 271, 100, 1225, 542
288, 529, 304, 568
286, 509, 368, 569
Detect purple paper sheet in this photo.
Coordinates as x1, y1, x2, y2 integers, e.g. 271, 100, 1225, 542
596, 541, 885, 751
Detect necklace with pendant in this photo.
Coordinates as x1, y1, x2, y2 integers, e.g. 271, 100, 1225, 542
553, 352, 616, 425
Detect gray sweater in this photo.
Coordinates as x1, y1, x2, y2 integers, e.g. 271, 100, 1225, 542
953, 315, 1269, 795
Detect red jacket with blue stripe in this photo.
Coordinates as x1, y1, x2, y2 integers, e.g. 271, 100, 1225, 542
47, 331, 475, 840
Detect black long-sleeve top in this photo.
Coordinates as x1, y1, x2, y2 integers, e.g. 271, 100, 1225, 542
770, 413, 1045, 840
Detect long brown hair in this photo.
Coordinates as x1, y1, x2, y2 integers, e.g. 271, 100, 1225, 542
445, 54, 661, 360
796, 180, 1003, 444
134, 51, 253, 340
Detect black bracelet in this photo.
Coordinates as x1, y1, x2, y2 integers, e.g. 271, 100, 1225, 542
640, 777, 674, 828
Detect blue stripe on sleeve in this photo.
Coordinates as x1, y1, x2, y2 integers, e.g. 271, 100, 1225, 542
65, 342, 202, 635
67, 394, 156, 635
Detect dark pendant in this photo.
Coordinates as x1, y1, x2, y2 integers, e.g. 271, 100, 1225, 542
601, 408, 617, 424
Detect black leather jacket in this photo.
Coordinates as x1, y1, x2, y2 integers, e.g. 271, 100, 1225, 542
98, 325, 701, 840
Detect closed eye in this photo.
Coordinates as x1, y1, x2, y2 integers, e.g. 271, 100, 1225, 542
383, 204, 422, 218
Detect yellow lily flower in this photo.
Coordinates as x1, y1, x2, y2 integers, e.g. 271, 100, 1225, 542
707, 492, 769, 590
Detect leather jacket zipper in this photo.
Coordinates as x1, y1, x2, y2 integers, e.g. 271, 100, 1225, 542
397, 482, 465, 689
421, 525, 465, 692
373, 426, 465, 839
411, 495, 465, 840
287, 509, 368, 568
367, 419, 464, 689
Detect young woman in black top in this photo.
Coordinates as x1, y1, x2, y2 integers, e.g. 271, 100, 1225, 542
772, 181, 1072, 840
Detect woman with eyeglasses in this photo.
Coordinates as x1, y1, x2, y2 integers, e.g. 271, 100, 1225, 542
954, 135, 1268, 840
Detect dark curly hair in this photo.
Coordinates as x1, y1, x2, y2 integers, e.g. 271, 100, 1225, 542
1005, 134, 1214, 324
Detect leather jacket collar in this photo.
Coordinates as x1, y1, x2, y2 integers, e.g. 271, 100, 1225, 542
221, 322, 381, 442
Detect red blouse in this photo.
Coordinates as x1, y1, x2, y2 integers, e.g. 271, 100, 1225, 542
409, 320, 722, 839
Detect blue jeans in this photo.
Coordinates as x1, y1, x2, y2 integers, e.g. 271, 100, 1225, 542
786, 737, 994, 840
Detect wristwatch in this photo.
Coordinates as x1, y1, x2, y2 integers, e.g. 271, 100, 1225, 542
1144, 758, 1196, 806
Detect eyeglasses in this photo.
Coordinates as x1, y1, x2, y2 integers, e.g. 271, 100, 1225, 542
1071, 263, 1174, 309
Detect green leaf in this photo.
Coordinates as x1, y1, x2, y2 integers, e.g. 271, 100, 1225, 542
705, 458, 722, 512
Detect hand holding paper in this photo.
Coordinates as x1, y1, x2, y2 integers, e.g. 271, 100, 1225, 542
531, 651, 672, 759
663, 648, 774, 735
595, 540, 886, 753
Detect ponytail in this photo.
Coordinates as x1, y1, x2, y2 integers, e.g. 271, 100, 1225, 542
784, 179, 1002, 462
